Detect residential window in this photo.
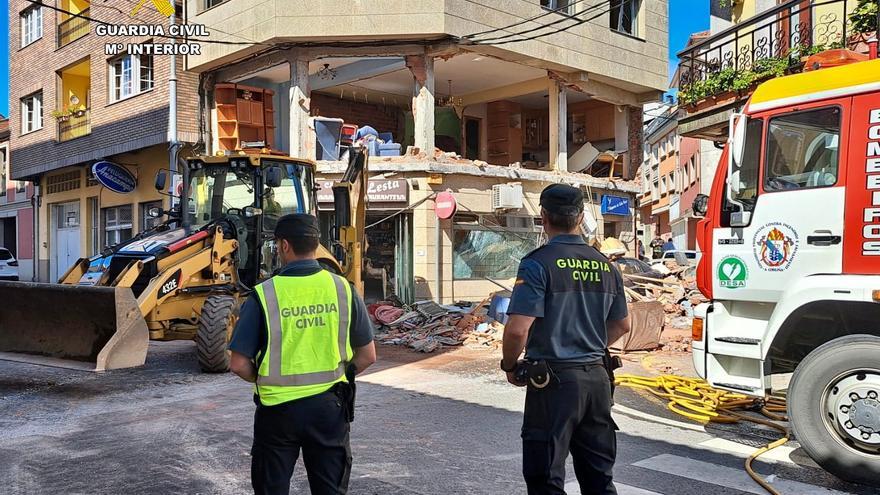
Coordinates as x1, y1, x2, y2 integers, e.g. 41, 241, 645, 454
0, 150, 6, 197
103, 205, 133, 248
20, 5, 42, 47
540, 0, 572, 14
21, 92, 43, 134
140, 200, 163, 231
610, 0, 641, 37
765, 107, 841, 191
109, 54, 154, 102
205, 0, 229, 9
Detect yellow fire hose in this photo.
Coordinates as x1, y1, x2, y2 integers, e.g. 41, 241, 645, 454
615, 374, 789, 495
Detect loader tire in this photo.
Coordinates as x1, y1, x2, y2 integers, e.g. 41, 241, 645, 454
197, 295, 238, 373
788, 334, 880, 486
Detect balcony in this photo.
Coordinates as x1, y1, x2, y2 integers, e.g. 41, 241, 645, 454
57, 6, 89, 48
676, 0, 875, 139
57, 110, 91, 142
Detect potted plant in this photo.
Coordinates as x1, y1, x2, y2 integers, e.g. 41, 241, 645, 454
51, 109, 70, 122
848, 0, 878, 53
71, 104, 87, 118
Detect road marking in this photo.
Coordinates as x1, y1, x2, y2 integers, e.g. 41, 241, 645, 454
633, 454, 855, 495
565, 481, 662, 494
612, 403, 706, 432
698, 437, 797, 464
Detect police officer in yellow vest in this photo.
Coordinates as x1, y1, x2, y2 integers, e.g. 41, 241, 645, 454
229, 214, 377, 495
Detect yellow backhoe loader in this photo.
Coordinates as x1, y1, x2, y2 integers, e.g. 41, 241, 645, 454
0, 148, 367, 372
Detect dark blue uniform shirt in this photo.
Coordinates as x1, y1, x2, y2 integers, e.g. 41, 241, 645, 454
507, 234, 627, 363
229, 260, 374, 361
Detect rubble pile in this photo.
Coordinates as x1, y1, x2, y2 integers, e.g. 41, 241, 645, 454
369, 300, 503, 353
621, 263, 707, 329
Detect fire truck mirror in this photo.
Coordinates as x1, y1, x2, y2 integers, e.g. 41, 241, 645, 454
693, 194, 708, 216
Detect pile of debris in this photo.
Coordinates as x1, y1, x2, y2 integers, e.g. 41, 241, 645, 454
621, 263, 707, 328
369, 300, 504, 353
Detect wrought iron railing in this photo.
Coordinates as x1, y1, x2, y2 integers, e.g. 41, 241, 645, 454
677, 0, 877, 107
57, 8, 90, 48
58, 110, 91, 142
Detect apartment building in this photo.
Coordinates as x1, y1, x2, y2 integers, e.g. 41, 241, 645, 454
178, 0, 669, 303
0, 116, 35, 280
8, 0, 200, 281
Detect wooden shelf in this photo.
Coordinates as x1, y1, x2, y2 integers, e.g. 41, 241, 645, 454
214, 83, 276, 152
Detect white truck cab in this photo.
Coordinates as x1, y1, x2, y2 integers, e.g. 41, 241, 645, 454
691, 51, 880, 486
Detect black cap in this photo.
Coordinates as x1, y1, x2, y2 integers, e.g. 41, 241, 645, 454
540, 184, 584, 216
274, 214, 320, 239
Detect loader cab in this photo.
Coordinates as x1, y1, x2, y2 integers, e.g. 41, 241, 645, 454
184, 155, 317, 287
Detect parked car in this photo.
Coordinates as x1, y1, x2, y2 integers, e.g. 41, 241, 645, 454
0, 248, 19, 281
651, 249, 701, 267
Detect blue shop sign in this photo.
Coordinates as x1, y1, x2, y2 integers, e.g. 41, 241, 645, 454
600, 195, 631, 216
92, 161, 137, 194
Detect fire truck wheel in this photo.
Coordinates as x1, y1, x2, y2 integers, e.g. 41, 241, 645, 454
197, 295, 239, 373
789, 334, 880, 486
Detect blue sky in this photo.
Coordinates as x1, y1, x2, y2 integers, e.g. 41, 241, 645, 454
668, 0, 711, 84
0, 1, 709, 118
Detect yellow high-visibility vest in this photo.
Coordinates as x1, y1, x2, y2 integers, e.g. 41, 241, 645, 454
254, 270, 353, 406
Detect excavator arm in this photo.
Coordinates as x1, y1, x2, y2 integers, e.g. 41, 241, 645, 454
330, 147, 368, 294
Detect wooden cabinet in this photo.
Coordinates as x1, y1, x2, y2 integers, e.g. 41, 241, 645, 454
522, 109, 548, 150
215, 83, 276, 151
486, 100, 522, 166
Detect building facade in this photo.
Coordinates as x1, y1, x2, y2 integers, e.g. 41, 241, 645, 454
0, 116, 35, 280
180, 0, 667, 302
8, 0, 200, 281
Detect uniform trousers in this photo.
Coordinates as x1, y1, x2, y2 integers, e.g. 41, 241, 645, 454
522, 363, 618, 495
251, 386, 351, 495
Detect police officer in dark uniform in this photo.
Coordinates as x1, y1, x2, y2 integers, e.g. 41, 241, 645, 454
229, 214, 377, 495
502, 184, 631, 495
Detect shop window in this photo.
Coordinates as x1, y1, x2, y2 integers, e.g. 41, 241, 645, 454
453, 217, 542, 280
46, 171, 81, 194
20, 5, 42, 48
88, 197, 99, 255
103, 205, 133, 248
109, 53, 154, 103
764, 107, 841, 192
21, 92, 43, 134
140, 200, 163, 231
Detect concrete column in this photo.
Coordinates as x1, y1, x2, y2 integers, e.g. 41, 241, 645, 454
407, 55, 434, 153
549, 79, 568, 172
288, 54, 311, 159
626, 105, 644, 180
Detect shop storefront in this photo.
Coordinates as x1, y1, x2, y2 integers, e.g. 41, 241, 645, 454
316, 161, 640, 304
317, 177, 415, 304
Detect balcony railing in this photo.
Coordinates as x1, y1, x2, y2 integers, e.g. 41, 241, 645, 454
58, 110, 91, 142
57, 8, 90, 48
677, 0, 876, 108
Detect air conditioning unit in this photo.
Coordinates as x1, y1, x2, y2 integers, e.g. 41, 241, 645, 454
492, 184, 523, 210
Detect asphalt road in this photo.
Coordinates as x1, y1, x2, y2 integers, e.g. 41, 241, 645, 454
0, 342, 875, 495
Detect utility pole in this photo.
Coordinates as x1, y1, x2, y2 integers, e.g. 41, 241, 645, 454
167, 6, 180, 197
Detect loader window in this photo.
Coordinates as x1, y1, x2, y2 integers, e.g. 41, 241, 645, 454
765, 107, 840, 192
261, 160, 314, 227
187, 166, 256, 228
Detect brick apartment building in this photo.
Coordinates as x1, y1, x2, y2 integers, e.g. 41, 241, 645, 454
8, 0, 199, 281
0, 115, 35, 280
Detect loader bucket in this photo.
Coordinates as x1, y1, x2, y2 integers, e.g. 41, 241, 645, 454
0, 282, 149, 372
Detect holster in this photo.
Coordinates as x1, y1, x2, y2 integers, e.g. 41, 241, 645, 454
602, 349, 623, 400
338, 363, 357, 423
515, 360, 557, 390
